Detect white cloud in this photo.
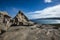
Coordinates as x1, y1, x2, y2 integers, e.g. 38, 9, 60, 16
27, 4, 60, 19
44, 0, 52, 3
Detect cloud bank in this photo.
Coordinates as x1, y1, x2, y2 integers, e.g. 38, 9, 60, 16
44, 0, 52, 3
27, 4, 60, 19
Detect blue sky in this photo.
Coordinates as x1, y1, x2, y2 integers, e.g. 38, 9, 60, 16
0, 0, 60, 19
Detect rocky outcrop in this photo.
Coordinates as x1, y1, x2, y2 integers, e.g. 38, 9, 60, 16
0, 11, 11, 33
0, 11, 34, 34
0, 25, 60, 40
0, 11, 60, 40
12, 11, 34, 26
0, 11, 35, 34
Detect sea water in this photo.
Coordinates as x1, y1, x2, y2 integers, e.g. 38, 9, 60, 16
31, 19, 60, 24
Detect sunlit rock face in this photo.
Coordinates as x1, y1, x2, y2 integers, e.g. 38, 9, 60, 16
12, 11, 34, 26
0, 11, 34, 34
0, 11, 11, 33
0, 25, 60, 40
0, 11, 60, 40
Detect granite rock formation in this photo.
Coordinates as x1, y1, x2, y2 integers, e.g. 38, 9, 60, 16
0, 11, 11, 33
12, 11, 34, 26
0, 11, 60, 40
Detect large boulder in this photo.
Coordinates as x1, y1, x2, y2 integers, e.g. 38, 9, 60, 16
12, 11, 34, 26
0, 11, 11, 33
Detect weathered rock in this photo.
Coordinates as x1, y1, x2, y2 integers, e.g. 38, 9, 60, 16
12, 11, 34, 26
0, 11, 60, 40
0, 26, 60, 40
0, 11, 11, 33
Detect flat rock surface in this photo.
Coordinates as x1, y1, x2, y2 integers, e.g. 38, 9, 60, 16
0, 25, 60, 40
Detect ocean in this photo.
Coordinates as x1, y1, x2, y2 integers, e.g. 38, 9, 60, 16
31, 19, 60, 24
